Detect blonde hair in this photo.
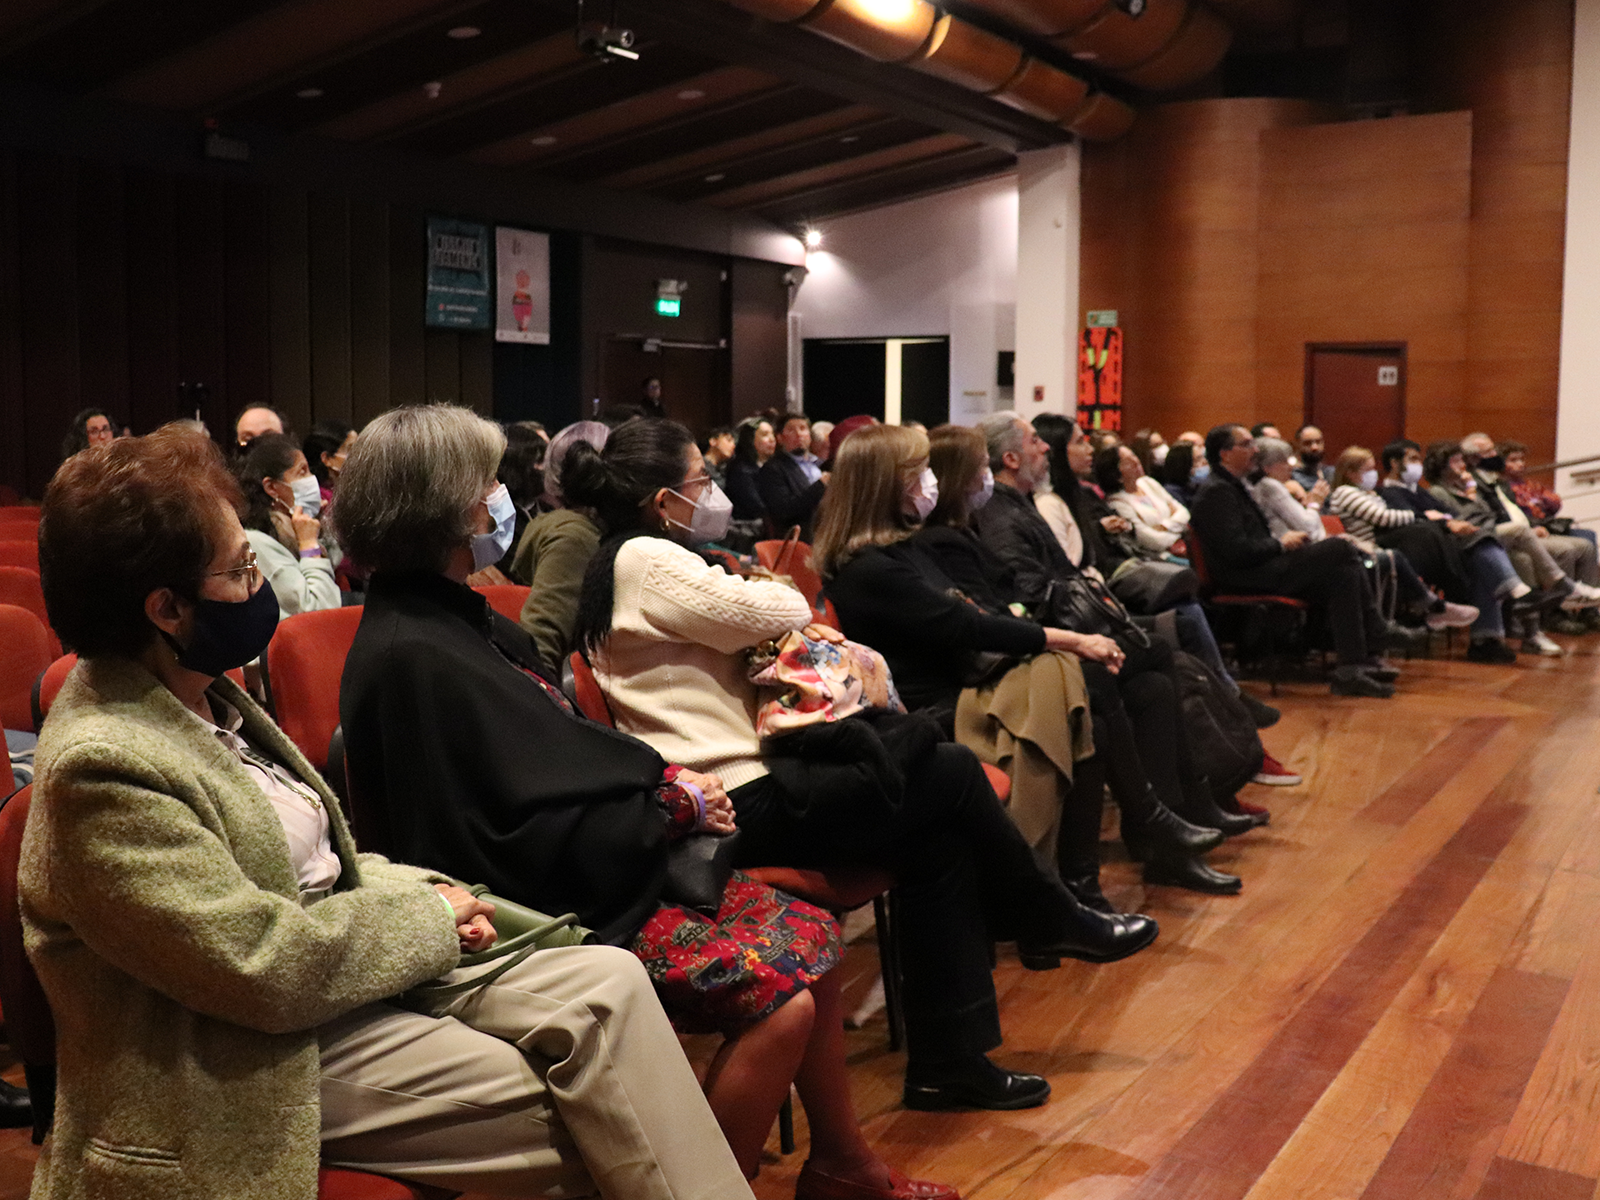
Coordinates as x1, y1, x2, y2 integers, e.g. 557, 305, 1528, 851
1331, 445, 1374, 491
926, 424, 987, 528
814, 424, 929, 577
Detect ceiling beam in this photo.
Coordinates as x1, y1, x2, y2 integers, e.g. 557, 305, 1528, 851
543, 0, 1073, 154
601, 103, 882, 191
704, 132, 973, 209
0, 0, 114, 57
467, 64, 784, 168
314, 32, 589, 143
102, 0, 478, 113
753, 145, 1015, 224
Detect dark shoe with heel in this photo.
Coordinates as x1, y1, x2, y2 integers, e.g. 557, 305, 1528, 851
797, 1160, 961, 1200
1143, 857, 1243, 894
1121, 796, 1225, 861
903, 1055, 1051, 1112
1019, 907, 1158, 968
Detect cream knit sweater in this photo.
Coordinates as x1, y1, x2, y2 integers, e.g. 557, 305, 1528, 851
592, 537, 813, 790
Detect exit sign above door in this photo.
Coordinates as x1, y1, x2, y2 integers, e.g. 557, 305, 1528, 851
1378, 366, 1398, 385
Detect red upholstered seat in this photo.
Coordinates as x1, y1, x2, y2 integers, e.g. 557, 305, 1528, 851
567, 652, 614, 726
0, 541, 38, 572
0, 568, 58, 658
0, 607, 52, 734
0, 507, 39, 526
262, 606, 366, 771
474, 583, 531, 624
754, 534, 839, 629
1321, 514, 1346, 537
316, 1168, 439, 1199
29, 655, 75, 733
1186, 531, 1309, 694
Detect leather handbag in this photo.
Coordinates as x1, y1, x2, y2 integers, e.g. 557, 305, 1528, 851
1045, 569, 1151, 648
1108, 558, 1200, 615
407, 884, 593, 1001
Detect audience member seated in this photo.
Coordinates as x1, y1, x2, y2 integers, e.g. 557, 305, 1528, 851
1421, 441, 1584, 657
1249, 438, 1327, 542
332, 407, 933, 1199
725, 418, 773, 544
1291, 425, 1335, 490
236, 433, 341, 620
26, 426, 752, 1200
302, 418, 356, 513
562, 417, 1155, 1114
1160, 442, 1206, 509
58, 407, 115, 462
508, 420, 610, 668
1190, 425, 1401, 698
1097, 442, 1189, 556
810, 420, 834, 462
1461, 433, 1600, 601
233, 403, 287, 454
1010, 415, 1278, 730
1128, 427, 1169, 472
1499, 440, 1597, 551
1325, 447, 1478, 631
702, 424, 736, 488
758, 412, 828, 539
843, 423, 1236, 896
1251, 422, 1282, 441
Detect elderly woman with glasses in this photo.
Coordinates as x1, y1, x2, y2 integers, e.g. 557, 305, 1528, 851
24, 425, 754, 1200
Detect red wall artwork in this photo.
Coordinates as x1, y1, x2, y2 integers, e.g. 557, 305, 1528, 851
1077, 327, 1123, 431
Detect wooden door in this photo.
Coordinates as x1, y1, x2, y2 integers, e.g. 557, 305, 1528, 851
1304, 343, 1406, 457
600, 339, 725, 437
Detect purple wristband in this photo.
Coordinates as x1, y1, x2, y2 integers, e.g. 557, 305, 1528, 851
678, 780, 707, 829
299, 546, 323, 559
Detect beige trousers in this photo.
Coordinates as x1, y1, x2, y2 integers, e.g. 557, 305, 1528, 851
318, 943, 753, 1200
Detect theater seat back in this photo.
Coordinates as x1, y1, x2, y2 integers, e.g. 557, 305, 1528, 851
474, 583, 531, 623
263, 607, 366, 771
0, 568, 58, 657
0, 607, 52, 734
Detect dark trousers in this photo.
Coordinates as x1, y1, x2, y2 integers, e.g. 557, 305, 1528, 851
1377, 521, 1471, 603
1216, 537, 1381, 665
728, 742, 1080, 1066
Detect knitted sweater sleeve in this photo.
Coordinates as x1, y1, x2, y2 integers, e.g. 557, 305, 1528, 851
1331, 485, 1414, 539
621, 538, 813, 655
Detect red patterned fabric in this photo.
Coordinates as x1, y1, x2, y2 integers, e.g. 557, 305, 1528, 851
630, 872, 841, 1036
1508, 476, 1562, 522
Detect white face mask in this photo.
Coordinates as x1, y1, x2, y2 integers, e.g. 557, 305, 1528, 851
290, 473, 322, 517
908, 467, 939, 520
667, 480, 734, 545
1402, 462, 1423, 485
969, 467, 995, 511
1359, 469, 1379, 491
1151, 443, 1169, 466
471, 484, 517, 571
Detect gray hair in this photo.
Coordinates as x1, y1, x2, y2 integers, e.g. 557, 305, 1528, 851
1256, 436, 1294, 471
543, 420, 610, 504
976, 410, 1027, 472
1461, 431, 1493, 455
332, 405, 505, 573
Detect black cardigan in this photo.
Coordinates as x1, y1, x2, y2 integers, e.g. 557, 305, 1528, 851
339, 571, 671, 945
1189, 466, 1283, 576
824, 539, 1045, 714
758, 450, 827, 536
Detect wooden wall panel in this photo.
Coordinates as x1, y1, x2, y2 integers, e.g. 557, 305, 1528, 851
0, 152, 23, 494
223, 181, 273, 420
75, 160, 129, 426
19, 155, 80, 490
308, 191, 353, 426
349, 199, 390, 423
122, 169, 179, 447
386, 206, 427, 416
174, 176, 230, 437
731, 258, 789, 418
267, 187, 312, 435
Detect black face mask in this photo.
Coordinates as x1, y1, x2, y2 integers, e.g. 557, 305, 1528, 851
1476, 454, 1505, 474
160, 579, 279, 677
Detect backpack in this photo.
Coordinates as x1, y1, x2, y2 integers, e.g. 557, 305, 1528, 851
1170, 649, 1264, 800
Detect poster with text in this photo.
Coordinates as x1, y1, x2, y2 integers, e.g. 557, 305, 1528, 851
425, 216, 491, 330
494, 227, 550, 344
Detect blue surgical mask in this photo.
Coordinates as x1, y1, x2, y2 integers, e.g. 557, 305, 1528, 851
1191, 465, 1210, 485
1359, 469, 1379, 490
908, 467, 938, 521
1402, 462, 1423, 486
969, 467, 995, 511
471, 484, 517, 571
290, 473, 322, 518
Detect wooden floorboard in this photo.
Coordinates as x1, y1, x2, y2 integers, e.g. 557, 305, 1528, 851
2, 645, 1600, 1199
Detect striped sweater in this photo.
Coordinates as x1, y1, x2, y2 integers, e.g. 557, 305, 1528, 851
1328, 484, 1416, 544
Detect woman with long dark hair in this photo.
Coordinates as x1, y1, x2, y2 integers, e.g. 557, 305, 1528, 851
235, 433, 340, 619
564, 417, 1155, 1119
59, 407, 116, 461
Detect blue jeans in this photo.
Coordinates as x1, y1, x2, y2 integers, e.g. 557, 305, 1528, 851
1171, 600, 1237, 688
1466, 540, 1519, 637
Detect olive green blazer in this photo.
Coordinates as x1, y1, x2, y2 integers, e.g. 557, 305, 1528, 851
20, 657, 461, 1200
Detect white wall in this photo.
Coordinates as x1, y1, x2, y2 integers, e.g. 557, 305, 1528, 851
1558, 0, 1600, 524
791, 173, 1018, 425
1014, 144, 1080, 417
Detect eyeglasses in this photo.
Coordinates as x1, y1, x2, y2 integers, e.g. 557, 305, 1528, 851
206, 550, 262, 592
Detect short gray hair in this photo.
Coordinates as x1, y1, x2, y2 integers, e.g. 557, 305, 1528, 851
543, 420, 610, 503
976, 411, 1027, 472
1461, 431, 1493, 455
332, 405, 505, 573
1256, 437, 1294, 470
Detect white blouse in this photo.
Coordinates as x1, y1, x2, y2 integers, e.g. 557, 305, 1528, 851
1107, 476, 1190, 553
1034, 489, 1085, 567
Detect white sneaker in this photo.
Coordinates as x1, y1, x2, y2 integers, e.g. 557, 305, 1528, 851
1426, 602, 1479, 629
1523, 632, 1565, 656
1559, 582, 1600, 609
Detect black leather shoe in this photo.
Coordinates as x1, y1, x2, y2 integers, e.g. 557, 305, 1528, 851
1237, 691, 1281, 729
1382, 622, 1430, 653
1121, 797, 1225, 861
1143, 857, 1243, 894
1022, 908, 1159, 966
1360, 660, 1401, 683
1467, 636, 1518, 664
1330, 667, 1394, 698
904, 1055, 1051, 1112
1058, 863, 1117, 915
0, 1080, 32, 1130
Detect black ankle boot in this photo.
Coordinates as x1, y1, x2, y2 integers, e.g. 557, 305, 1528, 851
1058, 861, 1116, 914
1120, 790, 1225, 862
1017, 895, 1158, 967
1143, 856, 1243, 895
1173, 780, 1257, 839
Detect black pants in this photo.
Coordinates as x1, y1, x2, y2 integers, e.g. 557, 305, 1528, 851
1377, 520, 1471, 603
728, 742, 1081, 1065
1216, 537, 1382, 665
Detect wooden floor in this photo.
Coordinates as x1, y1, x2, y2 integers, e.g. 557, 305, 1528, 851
3, 639, 1600, 1199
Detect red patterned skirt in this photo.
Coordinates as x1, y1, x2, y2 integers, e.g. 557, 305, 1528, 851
630, 871, 842, 1036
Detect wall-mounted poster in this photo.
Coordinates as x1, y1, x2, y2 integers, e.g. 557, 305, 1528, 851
425, 216, 491, 330
495, 227, 550, 344
1077, 325, 1123, 431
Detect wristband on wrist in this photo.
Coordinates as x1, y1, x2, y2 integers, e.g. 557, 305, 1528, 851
437, 891, 459, 922
678, 780, 707, 829
300, 546, 323, 558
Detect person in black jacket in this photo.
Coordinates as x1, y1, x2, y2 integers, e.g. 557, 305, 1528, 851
724, 418, 772, 534
1190, 424, 1397, 697
758, 412, 828, 538
333, 404, 951, 1200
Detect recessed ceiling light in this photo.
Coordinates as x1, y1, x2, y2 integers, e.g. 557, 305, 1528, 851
529, 135, 558, 146
805, 229, 823, 249
296, 87, 324, 99
677, 89, 705, 100
447, 25, 481, 38
705, 173, 725, 183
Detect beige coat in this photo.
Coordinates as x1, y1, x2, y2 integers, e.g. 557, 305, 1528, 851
20, 657, 462, 1200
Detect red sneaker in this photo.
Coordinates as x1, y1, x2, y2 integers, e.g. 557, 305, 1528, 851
1252, 753, 1302, 786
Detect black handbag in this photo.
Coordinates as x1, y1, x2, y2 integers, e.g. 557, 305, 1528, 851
1108, 559, 1200, 615
1045, 569, 1151, 648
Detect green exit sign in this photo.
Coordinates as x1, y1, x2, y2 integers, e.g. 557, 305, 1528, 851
1086, 309, 1118, 328
655, 296, 681, 317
